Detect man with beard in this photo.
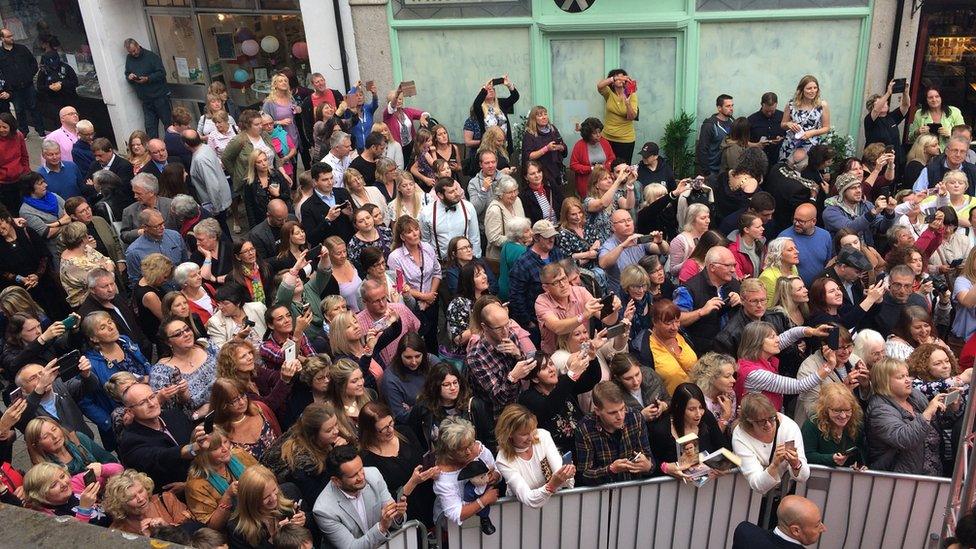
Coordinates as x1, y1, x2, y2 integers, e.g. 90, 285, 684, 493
419, 177, 480, 261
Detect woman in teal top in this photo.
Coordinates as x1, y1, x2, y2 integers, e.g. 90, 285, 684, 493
498, 216, 533, 301
908, 85, 966, 148
26, 417, 118, 476
800, 383, 868, 468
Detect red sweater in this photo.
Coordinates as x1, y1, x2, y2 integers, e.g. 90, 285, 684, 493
0, 132, 28, 183
569, 137, 615, 198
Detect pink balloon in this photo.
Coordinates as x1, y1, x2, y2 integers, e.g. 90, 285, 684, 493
291, 41, 308, 60
241, 39, 259, 57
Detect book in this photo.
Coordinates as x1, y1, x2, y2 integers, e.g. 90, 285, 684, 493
675, 433, 701, 471
700, 448, 741, 472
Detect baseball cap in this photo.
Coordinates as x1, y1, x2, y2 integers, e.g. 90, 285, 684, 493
532, 219, 558, 238
639, 142, 660, 158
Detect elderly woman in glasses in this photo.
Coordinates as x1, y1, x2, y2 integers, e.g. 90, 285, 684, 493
732, 393, 809, 494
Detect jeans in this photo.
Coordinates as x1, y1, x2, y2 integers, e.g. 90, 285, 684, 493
9, 86, 43, 134
142, 94, 172, 139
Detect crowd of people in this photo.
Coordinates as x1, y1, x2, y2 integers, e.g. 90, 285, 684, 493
0, 29, 972, 548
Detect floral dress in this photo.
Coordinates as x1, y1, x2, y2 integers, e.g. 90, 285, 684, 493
60, 246, 111, 307
148, 343, 220, 410
583, 197, 613, 245
779, 99, 825, 161
231, 414, 278, 461
446, 296, 473, 355
347, 226, 393, 269
557, 227, 595, 265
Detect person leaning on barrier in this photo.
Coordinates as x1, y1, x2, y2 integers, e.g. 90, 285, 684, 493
495, 404, 575, 509
732, 494, 826, 549
800, 383, 867, 469
574, 380, 654, 486
732, 393, 809, 495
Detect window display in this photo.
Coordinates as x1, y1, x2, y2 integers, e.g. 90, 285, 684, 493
917, 7, 976, 128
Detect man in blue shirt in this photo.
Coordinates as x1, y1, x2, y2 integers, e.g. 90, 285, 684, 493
778, 203, 832, 286
124, 208, 188, 289
38, 140, 84, 199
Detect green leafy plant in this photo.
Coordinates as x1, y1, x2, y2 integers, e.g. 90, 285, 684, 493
661, 111, 697, 179
822, 129, 857, 176
512, 112, 529, 163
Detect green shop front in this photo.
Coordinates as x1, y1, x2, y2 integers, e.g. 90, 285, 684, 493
385, 0, 874, 160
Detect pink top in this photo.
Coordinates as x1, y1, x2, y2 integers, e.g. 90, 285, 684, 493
534, 285, 594, 354
47, 126, 78, 163
356, 302, 421, 368
678, 259, 702, 284
734, 357, 783, 411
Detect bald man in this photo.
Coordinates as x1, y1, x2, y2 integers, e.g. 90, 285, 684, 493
732, 495, 826, 548
778, 203, 833, 285
46, 105, 81, 162
248, 198, 295, 260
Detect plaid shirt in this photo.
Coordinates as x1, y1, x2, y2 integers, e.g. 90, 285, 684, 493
574, 410, 654, 486
259, 333, 315, 369
508, 246, 566, 326
465, 336, 525, 415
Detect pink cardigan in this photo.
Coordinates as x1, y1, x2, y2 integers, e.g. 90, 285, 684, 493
734, 357, 784, 411
383, 104, 426, 145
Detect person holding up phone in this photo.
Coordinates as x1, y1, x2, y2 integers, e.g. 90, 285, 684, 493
597, 69, 639, 163
864, 79, 911, 168
909, 84, 966, 148
470, 75, 520, 157
13, 355, 100, 438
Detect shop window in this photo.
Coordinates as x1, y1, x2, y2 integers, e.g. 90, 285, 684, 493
391, 0, 530, 20
697, 0, 867, 10
144, 0, 190, 6
194, 0, 256, 8
918, 8, 976, 130
620, 37, 677, 147
550, 38, 605, 143
197, 13, 308, 111
260, 0, 299, 9
150, 15, 206, 86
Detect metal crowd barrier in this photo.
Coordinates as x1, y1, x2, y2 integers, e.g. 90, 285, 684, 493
438, 472, 761, 549
381, 519, 429, 549
791, 464, 951, 549
438, 465, 951, 549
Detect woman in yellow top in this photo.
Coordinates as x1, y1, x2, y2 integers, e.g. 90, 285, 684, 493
759, 237, 800, 307
649, 299, 698, 395
597, 69, 639, 163
908, 84, 965, 148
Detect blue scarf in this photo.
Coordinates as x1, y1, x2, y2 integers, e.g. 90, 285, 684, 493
23, 192, 59, 217
206, 455, 246, 494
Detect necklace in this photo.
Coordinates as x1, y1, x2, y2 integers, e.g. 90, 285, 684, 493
232, 414, 248, 424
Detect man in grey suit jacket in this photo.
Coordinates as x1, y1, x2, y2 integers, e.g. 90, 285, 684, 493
119, 172, 172, 244
313, 445, 407, 549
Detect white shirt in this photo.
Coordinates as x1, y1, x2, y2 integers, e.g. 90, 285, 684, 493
731, 412, 809, 494
495, 429, 574, 509
340, 488, 368, 530
419, 199, 482, 260
323, 152, 354, 187
773, 526, 804, 545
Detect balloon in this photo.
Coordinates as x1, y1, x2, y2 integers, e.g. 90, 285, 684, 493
241, 40, 260, 57
234, 28, 255, 43
291, 41, 308, 60
260, 36, 280, 54
233, 69, 249, 83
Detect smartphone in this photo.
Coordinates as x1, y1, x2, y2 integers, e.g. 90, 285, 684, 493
395, 269, 405, 293
637, 234, 654, 244
950, 258, 964, 268
827, 327, 840, 351
491, 77, 505, 86
928, 123, 942, 135
600, 294, 614, 318
83, 468, 97, 486
57, 350, 82, 381
580, 341, 591, 354
604, 323, 628, 339
203, 410, 216, 434
691, 176, 704, 191
61, 314, 79, 330
301, 301, 312, 316
9, 387, 24, 405
524, 350, 537, 361
372, 316, 390, 332
283, 341, 297, 363
884, 145, 894, 155
561, 451, 573, 465
243, 318, 256, 329
553, 138, 564, 146
926, 187, 941, 196
363, 80, 374, 90
944, 390, 961, 406
842, 446, 859, 456
631, 452, 644, 463
892, 78, 907, 94
784, 440, 796, 452
307, 244, 322, 262
624, 79, 637, 95
170, 369, 183, 387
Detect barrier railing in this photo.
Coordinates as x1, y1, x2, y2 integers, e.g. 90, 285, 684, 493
438, 465, 951, 549
381, 519, 428, 549
792, 464, 951, 549
438, 472, 761, 549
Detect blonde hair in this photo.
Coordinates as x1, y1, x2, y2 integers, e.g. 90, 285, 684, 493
265, 73, 292, 103
300, 354, 333, 384
435, 416, 476, 464
688, 352, 737, 396
0, 285, 45, 319
188, 427, 233, 479
232, 465, 294, 546
941, 169, 969, 189
477, 126, 508, 161
102, 469, 154, 519
141, 253, 174, 286
525, 106, 548, 136
792, 74, 823, 108
869, 358, 907, 398
619, 264, 650, 292
494, 404, 539, 460
907, 134, 939, 165
105, 371, 140, 403
216, 339, 257, 381
328, 311, 358, 356
558, 196, 585, 230
22, 462, 70, 508
389, 171, 422, 221
245, 149, 269, 184
739, 393, 778, 434
641, 183, 668, 208
813, 383, 862, 442
25, 417, 83, 466
683, 203, 710, 232
205, 93, 224, 117
587, 165, 610, 199
329, 357, 372, 423
769, 275, 809, 322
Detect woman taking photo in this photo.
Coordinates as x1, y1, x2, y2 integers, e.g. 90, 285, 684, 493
484, 176, 524, 261
649, 299, 699, 395
802, 383, 867, 469
185, 427, 257, 530
779, 74, 830, 162
807, 276, 884, 329
210, 378, 281, 461
732, 393, 809, 494
597, 69, 639, 162
327, 309, 389, 387
222, 110, 278, 233
134, 253, 173, 348
447, 261, 492, 358
909, 84, 965, 147
734, 320, 834, 412
260, 304, 315, 370
102, 469, 194, 535
261, 402, 347, 510
622, 261, 669, 334
432, 417, 499, 533
471, 76, 520, 156
207, 283, 267, 349
25, 417, 119, 476
866, 358, 950, 475
0, 112, 29, 214
59, 221, 114, 308
520, 107, 566, 189
387, 216, 441, 350
227, 464, 305, 549
668, 203, 710, 278
216, 340, 297, 421
519, 348, 602, 454
794, 327, 861, 422
380, 333, 436, 423
22, 462, 109, 525
408, 362, 494, 453
689, 352, 739, 434
495, 404, 575, 509
246, 149, 290, 226
347, 206, 392, 270
557, 197, 600, 270
649, 382, 728, 480
359, 402, 439, 525
609, 353, 669, 423
570, 117, 616, 198
277, 356, 333, 428
149, 317, 220, 413
584, 166, 634, 246
173, 262, 217, 326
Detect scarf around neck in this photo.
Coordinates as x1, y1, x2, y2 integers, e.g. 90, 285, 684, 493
23, 192, 59, 216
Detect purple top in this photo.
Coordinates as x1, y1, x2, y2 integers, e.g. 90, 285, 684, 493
262, 100, 299, 146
